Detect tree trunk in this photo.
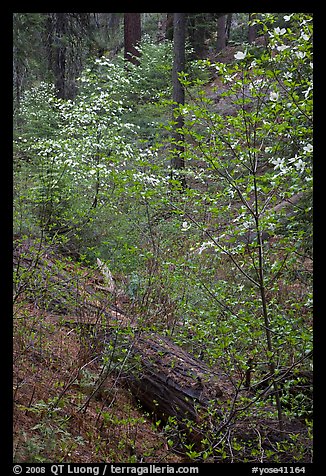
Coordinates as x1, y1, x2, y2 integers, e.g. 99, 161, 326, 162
217, 14, 227, 53
165, 13, 174, 40
171, 13, 186, 185
187, 13, 208, 59
226, 13, 233, 44
54, 13, 67, 99
248, 13, 257, 44
124, 13, 141, 65
13, 51, 25, 109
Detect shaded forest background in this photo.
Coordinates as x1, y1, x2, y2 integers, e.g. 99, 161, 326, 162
13, 13, 313, 464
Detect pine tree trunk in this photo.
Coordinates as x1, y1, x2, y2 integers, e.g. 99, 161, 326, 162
248, 13, 257, 44
124, 13, 141, 65
54, 13, 67, 99
217, 15, 227, 52
171, 13, 186, 182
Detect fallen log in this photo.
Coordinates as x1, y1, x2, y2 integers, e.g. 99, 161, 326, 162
103, 330, 229, 430
13, 237, 125, 319
13, 237, 230, 443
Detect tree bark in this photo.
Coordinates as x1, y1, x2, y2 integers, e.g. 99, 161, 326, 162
165, 13, 174, 40
187, 13, 208, 59
226, 13, 232, 44
54, 13, 67, 99
217, 14, 227, 53
124, 13, 141, 65
112, 331, 227, 427
248, 13, 257, 44
171, 13, 186, 185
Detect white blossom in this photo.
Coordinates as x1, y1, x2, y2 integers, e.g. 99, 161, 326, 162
283, 71, 293, 80
234, 51, 247, 60
225, 73, 238, 82
277, 44, 289, 52
295, 51, 306, 59
303, 143, 313, 154
274, 27, 286, 35
196, 241, 214, 254
304, 86, 312, 99
288, 154, 300, 164
288, 154, 306, 173
271, 157, 287, 172
269, 91, 279, 101
295, 159, 306, 173
182, 221, 191, 231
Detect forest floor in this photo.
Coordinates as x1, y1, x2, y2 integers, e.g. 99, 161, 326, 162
13, 237, 188, 463
13, 237, 312, 463
13, 300, 185, 463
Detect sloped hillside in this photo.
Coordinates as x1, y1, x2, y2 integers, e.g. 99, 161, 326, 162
13, 13, 313, 464
13, 237, 312, 463
13, 238, 186, 463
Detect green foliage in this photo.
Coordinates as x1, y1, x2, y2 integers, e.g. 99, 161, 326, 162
13, 14, 50, 107
13, 13, 313, 463
15, 397, 85, 463
168, 11, 312, 349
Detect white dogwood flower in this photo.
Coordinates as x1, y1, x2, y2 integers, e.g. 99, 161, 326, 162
277, 44, 289, 52
274, 27, 286, 35
234, 51, 247, 60
303, 143, 313, 154
269, 91, 279, 101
